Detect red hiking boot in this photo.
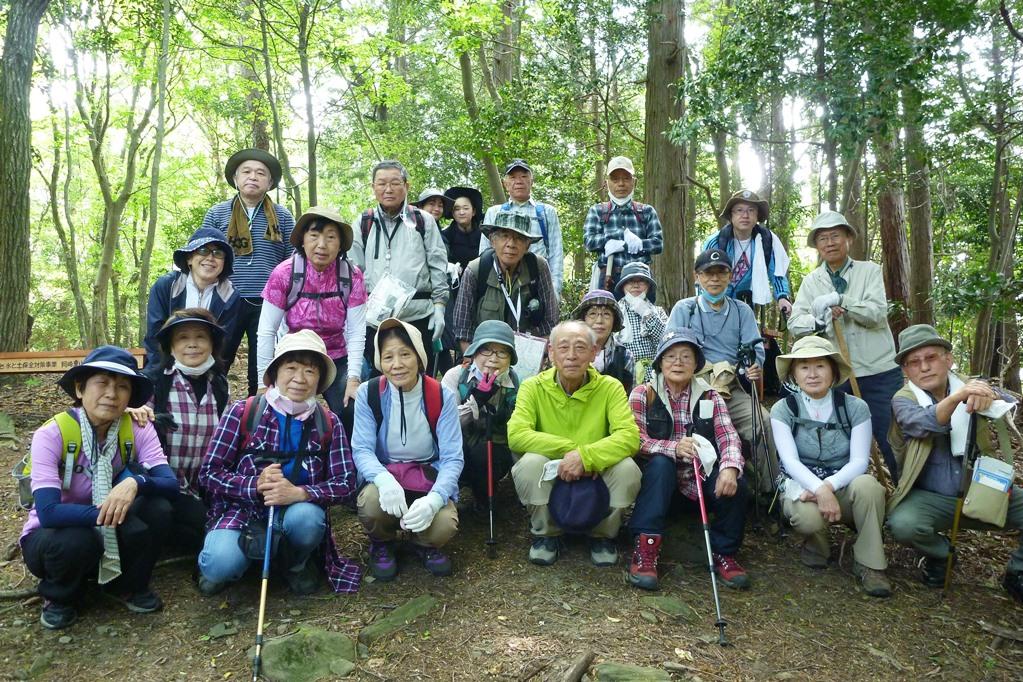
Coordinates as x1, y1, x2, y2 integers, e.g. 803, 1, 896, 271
628, 534, 662, 591
713, 552, 750, 590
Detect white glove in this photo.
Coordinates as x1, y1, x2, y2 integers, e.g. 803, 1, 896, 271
374, 471, 408, 518
428, 305, 446, 343
623, 229, 643, 255
604, 239, 625, 257
400, 491, 445, 533
625, 293, 654, 317
446, 262, 461, 286
811, 292, 841, 320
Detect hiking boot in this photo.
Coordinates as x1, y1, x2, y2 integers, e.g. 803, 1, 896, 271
853, 562, 892, 598
197, 576, 228, 597
285, 559, 322, 595
628, 534, 662, 591
528, 537, 560, 566
1002, 570, 1023, 603
40, 601, 76, 630
921, 555, 951, 588
124, 590, 163, 614
414, 545, 453, 577
712, 553, 750, 590
800, 543, 829, 569
589, 538, 618, 567
368, 540, 398, 581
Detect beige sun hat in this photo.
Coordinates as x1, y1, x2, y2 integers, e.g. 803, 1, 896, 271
374, 317, 428, 373
806, 210, 858, 248
719, 189, 769, 222
775, 335, 852, 387
264, 329, 336, 393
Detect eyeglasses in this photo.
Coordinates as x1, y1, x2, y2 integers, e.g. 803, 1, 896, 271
903, 351, 948, 371
584, 308, 615, 321
373, 180, 406, 190
661, 353, 695, 366
195, 246, 226, 259
815, 232, 847, 245
477, 347, 511, 360
731, 207, 757, 216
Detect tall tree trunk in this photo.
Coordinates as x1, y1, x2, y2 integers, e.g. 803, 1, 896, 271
493, 0, 521, 86
872, 125, 911, 338
769, 92, 794, 238
458, 52, 505, 204
257, 0, 301, 215
712, 128, 729, 226
0, 0, 49, 351
902, 81, 934, 326
645, 0, 688, 305
814, 0, 838, 209
239, 0, 269, 150
298, 1, 317, 206
139, 0, 172, 346
841, 142, 868, 260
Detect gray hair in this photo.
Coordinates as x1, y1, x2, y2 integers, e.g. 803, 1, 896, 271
549, 320, 597, 347
371, 160, 409, 183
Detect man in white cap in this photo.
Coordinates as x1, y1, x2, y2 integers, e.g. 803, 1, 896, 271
583, 156, 664, 291
478, 159, 565, 295
201, 148, 294, 396
789, 210, 903, 482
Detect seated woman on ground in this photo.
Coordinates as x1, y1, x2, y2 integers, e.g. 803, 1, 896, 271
573, 289, 635, 393
128, 308, 229, 556
257, 206, 367, 437
20, 346, 178, 630
144, 227, 237, 368
351, 318, 463, 581
440, 320, 520, 512
770, 335, 891, 598
197, 330, 361, 596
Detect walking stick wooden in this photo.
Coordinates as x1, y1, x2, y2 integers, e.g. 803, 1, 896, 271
832, 317, 891, 491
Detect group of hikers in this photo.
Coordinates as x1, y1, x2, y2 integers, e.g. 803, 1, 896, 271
19, 149, 1023, 634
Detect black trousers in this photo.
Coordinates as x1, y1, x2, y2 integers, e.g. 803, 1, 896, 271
166, 494, 209, 556
22, 495, 172, 605
223, 296, 264, 396
460, 440, 513, 502
364, 315, 437, 378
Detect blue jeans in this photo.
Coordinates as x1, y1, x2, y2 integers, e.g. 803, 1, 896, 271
837, 365, 904, 484
198, 503, 326, 584
628, 455, 747, 556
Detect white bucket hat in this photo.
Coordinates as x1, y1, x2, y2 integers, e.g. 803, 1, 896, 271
264, 329, 336, 393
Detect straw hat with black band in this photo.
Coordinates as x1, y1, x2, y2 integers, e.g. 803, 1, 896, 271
264, 329, 337, 394
775, 335, 852, 388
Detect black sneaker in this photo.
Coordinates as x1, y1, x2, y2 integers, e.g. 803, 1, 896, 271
414, 545, 453, 577
197, 575, 228, 597
40, 601, 76, 630
589, 538, 619, 567
285, 559, 322, 595
528, 537, 560, 566
922, 555, 951, 588
1002, 570, 1023, 603
124, 590, 163, 614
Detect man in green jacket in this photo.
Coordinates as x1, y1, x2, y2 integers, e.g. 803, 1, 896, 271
508, 321, 641, 567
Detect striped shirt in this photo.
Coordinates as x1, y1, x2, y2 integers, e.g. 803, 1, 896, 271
201, 196, 295, 297
629, 383, 742, 501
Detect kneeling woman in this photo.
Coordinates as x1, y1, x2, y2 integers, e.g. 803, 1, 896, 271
771, 335, 890, 597
352, 318, 463, 580
129, 308, 230, 555
20, 347, 178, 630
198, 330, 360, 596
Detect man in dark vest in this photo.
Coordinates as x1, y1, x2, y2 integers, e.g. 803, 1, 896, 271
201, 148, 294, 396
452, 212, 559, 352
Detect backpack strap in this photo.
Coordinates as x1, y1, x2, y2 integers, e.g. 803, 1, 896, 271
631, 201, 649, 229
239, 395, 266, 451
152, 370, 173, 417
285, 253, 305, 311
476, 249, 496, 305
211, 372, 230, 418
833, 390, 852, 437
599, 201, 613, 225
534, 203, 549, 251
52, 411, 81, 491
368, 375, 387, 433
456, 366, 472, 402
785, 393, 801, 438
422, 375, 444, 443
313, 404, 332, 452
117, 413, 135, 465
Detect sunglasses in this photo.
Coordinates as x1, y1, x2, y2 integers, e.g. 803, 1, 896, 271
195, 246, 226, 259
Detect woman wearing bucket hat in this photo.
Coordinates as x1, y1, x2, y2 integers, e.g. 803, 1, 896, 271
351, 318, 463, 580
19, 346, 178, 629
770, 335, 890, 597
144, 227, 239, 368
613, 262, 668, 384
197, 330, 361, 596
626, 329, 749, 591
201, 148, 295, 397
412, 187, 454, 223
129, 308, 230, 555
256, 206, 367, 437
441, 320, 521, 509
573, 289, 636, 394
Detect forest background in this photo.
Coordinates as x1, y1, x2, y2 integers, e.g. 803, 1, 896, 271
0, 0, 1020, 389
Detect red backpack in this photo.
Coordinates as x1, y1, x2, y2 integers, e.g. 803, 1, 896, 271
365, 375, 444, 443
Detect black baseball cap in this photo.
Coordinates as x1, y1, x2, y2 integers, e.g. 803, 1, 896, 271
503, 158, 532, 175
694, 248, 732, 273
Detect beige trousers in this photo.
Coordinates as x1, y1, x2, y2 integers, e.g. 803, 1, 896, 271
357, 484, 459, 548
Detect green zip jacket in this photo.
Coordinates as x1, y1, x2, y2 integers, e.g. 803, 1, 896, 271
507, 366, 640, 473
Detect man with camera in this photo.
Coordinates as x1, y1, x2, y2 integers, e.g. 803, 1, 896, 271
666, 249, 777, 496
452, 212, 560, 351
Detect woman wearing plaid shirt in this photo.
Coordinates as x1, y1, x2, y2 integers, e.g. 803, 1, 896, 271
613, 262, 667, 385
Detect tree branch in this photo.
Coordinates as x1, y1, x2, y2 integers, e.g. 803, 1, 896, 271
1001, 0, 1023, 44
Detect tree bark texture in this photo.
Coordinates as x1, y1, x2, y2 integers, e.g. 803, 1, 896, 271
902, 82, 934, 326
873, 126, 911, 338
0, 0, 50, 351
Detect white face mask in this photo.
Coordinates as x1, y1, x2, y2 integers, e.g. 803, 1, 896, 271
610, 191, 634, 207
624, 291, 647, 305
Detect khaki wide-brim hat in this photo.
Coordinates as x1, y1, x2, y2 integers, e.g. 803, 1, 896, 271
719, 189, 769, 222
894, 324, 953, 365
264, 329, 336, 394
374, 318, 428, 373
291, 206, 354, 254
775, 335, 852, 387
806, 210, 858, 248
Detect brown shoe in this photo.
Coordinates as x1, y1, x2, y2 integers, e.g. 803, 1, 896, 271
800, 543, 829, 569
853, 561, 892, 598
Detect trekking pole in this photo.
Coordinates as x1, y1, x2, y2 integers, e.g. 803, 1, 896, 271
485, 409, 497, 559
251, 505, 276, 681
944, 412, 979, 593
693, 456, 728, 646
832, 318, 890, 491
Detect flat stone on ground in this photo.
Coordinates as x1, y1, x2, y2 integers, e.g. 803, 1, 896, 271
358, 595, 439, 646
595, 662, 671, 680
640, 595, 698, 622
250, 626, 357, 682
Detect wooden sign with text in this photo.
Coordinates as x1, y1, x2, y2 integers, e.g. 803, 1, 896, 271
0, 349, 146, 375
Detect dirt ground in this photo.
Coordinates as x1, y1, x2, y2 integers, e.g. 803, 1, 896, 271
0, 365, 1022, 681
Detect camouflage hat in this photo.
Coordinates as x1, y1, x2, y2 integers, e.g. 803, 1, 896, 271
720, 189, 768, 222
481, 212, 541, 244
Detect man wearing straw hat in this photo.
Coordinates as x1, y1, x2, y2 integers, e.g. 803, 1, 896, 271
788, 210, 903, 483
